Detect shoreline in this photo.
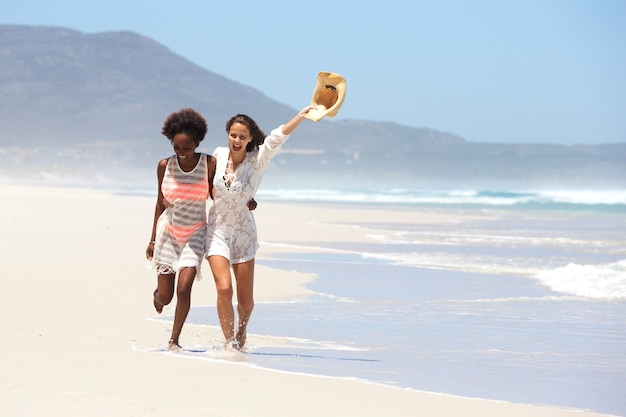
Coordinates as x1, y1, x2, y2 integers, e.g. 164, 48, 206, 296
0, 183, 618, 417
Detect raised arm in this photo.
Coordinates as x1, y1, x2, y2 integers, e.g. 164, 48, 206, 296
280, 106, 314, 135
256, 105, 315, 174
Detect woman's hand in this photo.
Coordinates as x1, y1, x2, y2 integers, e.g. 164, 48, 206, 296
282, 106, 314, 135
247, 198, 258, 211
298, 105, 314, 118
146, 242, 155, 260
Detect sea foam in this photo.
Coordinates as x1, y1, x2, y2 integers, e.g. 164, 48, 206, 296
535, 259, 626, 299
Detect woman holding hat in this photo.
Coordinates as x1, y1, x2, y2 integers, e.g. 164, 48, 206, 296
206, 105, 313, 350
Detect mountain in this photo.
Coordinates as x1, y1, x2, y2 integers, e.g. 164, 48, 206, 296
1, 24, 624, 189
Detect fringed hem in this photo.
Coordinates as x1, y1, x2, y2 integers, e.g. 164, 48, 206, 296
154, 262, 203, 281
155, 264, 176, 275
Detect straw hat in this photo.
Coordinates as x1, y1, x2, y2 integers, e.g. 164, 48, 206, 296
304, 71, 346, 122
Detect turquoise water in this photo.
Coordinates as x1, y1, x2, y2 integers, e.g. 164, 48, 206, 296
255, 187, 626, 213
123, 186, 626, 213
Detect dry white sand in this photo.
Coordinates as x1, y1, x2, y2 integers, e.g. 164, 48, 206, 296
0, 184, 615, 417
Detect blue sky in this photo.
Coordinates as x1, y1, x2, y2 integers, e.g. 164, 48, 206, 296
4, 0, 625, 145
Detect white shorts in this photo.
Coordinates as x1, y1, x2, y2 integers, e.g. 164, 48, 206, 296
206, 228, 258, 264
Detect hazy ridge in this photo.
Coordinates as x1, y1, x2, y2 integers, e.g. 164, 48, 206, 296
1, 25, 624, 189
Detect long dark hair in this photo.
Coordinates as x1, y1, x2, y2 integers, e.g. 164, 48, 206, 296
225, 114, 266, 152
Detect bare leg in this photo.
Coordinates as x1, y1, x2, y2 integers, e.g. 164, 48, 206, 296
168, 267, 197, 351
153, 273, 175, 314
233, 259, 255, 349
208, 255, 235, 343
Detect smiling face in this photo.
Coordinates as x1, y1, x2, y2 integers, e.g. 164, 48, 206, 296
172, 133, 199, 161
227, 122, 252, 159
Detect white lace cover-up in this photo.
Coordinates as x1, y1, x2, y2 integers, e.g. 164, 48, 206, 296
206, 126, 289, 263
153, 153, 209, 279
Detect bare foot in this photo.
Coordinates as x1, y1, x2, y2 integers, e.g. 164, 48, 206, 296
153, 289, 164, 314
235, 328, 247, 350
224, 338, 240, 351
168, 339, 181, 352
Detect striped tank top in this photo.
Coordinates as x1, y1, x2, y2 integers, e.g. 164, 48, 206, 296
153, 153, 209, 277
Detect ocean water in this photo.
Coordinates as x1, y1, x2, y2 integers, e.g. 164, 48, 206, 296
155, 188, 626, 416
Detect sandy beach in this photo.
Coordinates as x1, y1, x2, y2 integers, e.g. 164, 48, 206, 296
0, 183, 617, 417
